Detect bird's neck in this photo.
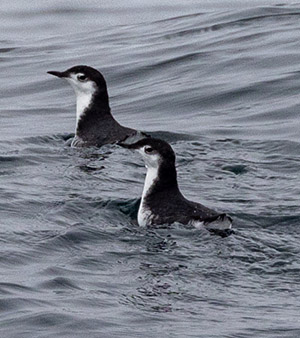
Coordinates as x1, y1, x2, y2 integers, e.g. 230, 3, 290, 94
75, 90, 94, 124
141, 161, 180, 203
75, 89, 117, 136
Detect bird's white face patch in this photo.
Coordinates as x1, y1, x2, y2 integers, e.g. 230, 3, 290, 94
65, 73, 97, 124
137, 146, 160, 170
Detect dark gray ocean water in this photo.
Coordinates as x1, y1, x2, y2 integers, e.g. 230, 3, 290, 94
1, 1, 300, 337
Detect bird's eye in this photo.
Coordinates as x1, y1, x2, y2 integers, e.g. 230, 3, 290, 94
77, 74, 87, 82
145, 146, 154, 154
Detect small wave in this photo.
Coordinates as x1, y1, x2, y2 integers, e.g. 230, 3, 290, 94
38, 277, 82, 291
222, 164, 248, 175
0, 155, 38, 168
0, 47, 16, 53
161, 6, 300, 40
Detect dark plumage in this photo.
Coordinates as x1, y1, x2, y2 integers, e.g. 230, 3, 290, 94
48, 65, 147, 147
120, 138, 233, 230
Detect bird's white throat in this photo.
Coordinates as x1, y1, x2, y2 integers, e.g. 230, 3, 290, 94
75, 90, 93, 124
142, 166, 158, 199
138, 165, 159, 227
66, 77, 96, 125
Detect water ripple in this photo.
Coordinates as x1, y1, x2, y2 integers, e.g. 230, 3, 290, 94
0, 2, 300, 337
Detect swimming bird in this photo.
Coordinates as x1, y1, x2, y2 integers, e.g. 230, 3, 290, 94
119, 138, 233, 231
48, 65, 146, 147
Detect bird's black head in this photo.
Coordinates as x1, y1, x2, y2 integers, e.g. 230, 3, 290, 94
47, 64, 111, 119
119, 138, 176, 169
47, 65, 107, 90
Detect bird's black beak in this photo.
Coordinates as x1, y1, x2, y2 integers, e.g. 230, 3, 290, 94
117, 141, 136, 149
47, 70, 68, 78
118, 135, 150, 149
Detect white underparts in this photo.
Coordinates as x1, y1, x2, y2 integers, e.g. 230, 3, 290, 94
190, 215, 232, 230
137, 166, 159, 227
204, 216, 232, 230
189, 220, 204, 230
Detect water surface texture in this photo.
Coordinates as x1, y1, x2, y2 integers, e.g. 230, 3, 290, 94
1, 1, 300, 337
